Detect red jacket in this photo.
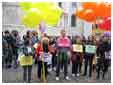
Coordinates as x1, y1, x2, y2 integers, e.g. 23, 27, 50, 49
35, 43, 51, 59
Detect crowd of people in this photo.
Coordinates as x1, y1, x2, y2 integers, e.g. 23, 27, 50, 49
2, 29, 111, 83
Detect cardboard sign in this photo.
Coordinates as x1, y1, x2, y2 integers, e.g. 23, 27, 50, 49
18, 54, 33, 66
39, 53, 52, 63
85, 45, 96, 53
72, 44, 83, 52
57, 37, 70, 47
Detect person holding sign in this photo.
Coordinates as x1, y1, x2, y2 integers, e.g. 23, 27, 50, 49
35, 34, 51, 82
56, 29, 71, 80
71, 36, 83, 77
83, 35, 96, 77
18, 39, 33, 83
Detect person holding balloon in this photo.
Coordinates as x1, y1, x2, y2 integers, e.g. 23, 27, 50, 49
35, 34, 51, 82
56, 29, 71, 80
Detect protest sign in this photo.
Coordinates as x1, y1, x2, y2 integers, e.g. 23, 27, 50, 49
72, 44, 83, 52
85, 45, 96, 53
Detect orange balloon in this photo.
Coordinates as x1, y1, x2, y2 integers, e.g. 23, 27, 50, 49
106, 3, 111, 17
82, 2, 97, 10
95, 2, 111, 18
75, 7, 85, 19
83, 9, 96, 22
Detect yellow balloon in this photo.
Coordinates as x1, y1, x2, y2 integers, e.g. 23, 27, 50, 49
21, 8, 43, 28
45, 16, 61, 26
31, 2, 53, 15
49, 5, 62, 15
19, 2, 32, 12
20, 2, 62, 27
43, 12, 60, 26
31, 2, 56, 8
43, 5, 62, 26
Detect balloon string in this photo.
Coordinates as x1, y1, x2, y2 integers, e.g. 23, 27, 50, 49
41, 44, 46, 82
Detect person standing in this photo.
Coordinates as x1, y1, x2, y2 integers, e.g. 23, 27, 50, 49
18, 39, 33, 83
32, 31, 39, 45
96, 36, 111, 79
56, 29, 71, 80
83, 35, 96, 77
35, 33, 51, 82
11, 30, 21, 68
49, 37, 57, 71
2, 32, 9, 68
71, 36, 83, 77
4, 30, 13, 68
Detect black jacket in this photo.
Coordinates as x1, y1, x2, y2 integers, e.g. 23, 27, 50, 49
97, 41, 111, 58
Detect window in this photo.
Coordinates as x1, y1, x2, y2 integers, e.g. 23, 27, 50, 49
58, 2, 62, 8
72, 2, 77, 8
71, 14, 76, 27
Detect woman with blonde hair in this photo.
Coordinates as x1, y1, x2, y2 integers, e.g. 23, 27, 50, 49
35, 33, 51, 82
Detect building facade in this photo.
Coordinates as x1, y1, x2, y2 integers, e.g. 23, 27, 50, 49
2, 2, 92, 38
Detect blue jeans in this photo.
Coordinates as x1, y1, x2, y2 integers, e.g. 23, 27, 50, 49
83, 53, 94, 77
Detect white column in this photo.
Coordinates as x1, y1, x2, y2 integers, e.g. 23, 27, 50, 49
83, 22, 93, 39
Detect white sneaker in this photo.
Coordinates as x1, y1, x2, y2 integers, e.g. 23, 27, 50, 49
65, 76, 69, 80
72, 74, 75, 77
48, 68, 52, 72
53, 67, 56, 71
60, 69, 63, 72
77, 73, 80, 77
56, 77, 59, 81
